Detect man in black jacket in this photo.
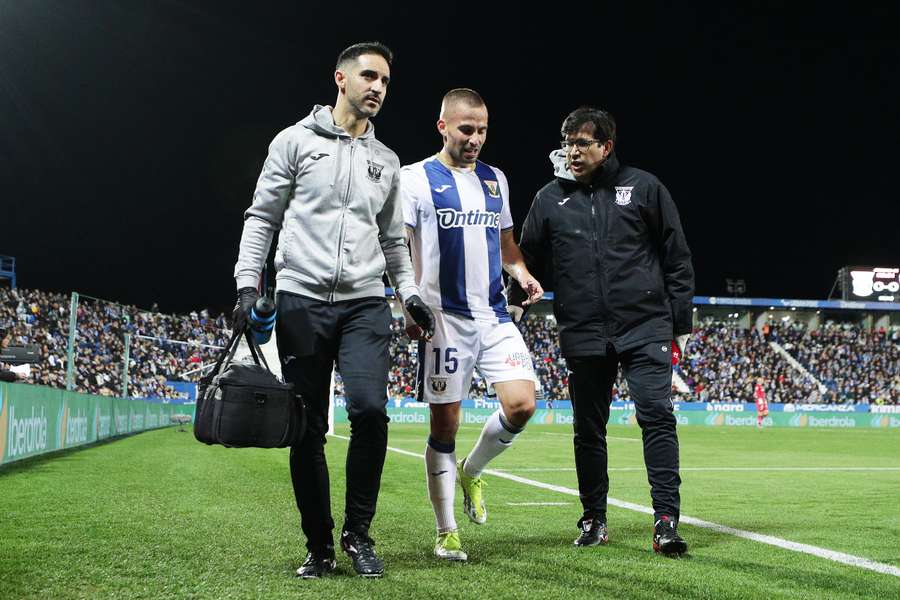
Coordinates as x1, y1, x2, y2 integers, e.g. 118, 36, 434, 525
516, 106, 694, 556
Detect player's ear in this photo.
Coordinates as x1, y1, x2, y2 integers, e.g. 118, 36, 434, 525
335, 69, 347, 93
437, 119, 447, 138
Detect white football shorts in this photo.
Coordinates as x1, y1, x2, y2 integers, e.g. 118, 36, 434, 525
416, 310, 537, 404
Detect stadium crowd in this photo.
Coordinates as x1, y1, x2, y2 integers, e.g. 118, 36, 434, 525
771, 322, 899, 405
2, 287, 897, 405
0, 287, 229, 399
675, 319, 820, 404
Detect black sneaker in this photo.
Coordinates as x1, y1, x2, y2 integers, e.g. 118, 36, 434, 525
296, 549, 337, 579
573, 516, 609, 547
340, 530, 384, 578
653, 515, 687, 556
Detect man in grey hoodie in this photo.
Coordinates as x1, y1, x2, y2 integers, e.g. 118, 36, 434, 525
232, 41, 435, 579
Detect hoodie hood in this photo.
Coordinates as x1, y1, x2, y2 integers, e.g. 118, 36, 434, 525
549, 149, 576, 181
550, 148, 621, 187
300, 104, 375, 139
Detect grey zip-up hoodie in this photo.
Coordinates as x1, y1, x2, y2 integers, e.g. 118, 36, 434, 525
234, 105, 419, 302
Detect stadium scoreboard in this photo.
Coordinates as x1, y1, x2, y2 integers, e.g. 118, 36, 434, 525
841, 266, 900, 302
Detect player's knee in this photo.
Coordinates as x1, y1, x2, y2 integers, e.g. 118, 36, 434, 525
505, 395, 536, 426
429, 420, 458, 444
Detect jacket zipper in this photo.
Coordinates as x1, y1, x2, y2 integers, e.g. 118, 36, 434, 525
329, 139, 356, 302
591, 192, 605, 328
591, 195, 601, 302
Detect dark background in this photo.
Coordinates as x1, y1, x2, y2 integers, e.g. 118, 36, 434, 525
1, 1, 898, 313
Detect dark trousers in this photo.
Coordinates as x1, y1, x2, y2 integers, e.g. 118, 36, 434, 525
568, 341, 681, 522
275, 292, 392, 552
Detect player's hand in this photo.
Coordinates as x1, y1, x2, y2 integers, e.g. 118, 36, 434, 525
232, 287, 258, 333
404, 295, 435, 340
518, 274, 544, 306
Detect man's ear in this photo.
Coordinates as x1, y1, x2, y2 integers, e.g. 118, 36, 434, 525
600, 139, 614, 159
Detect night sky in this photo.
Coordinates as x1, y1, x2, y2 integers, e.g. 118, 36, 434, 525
1, 2, 898, 314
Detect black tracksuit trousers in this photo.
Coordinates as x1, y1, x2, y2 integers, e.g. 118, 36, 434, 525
275, 292, 392, 553
568, 341, 681, 522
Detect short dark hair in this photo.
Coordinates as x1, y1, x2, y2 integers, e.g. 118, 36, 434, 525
561, 106, 616, 143
442, 88, 485, 108
336, 41, 393, 70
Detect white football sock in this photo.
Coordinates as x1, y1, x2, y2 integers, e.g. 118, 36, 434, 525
425, 436, 457, 533
463, 409, 523, 478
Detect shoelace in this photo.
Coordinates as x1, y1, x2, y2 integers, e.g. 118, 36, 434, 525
346, 533, 379, 563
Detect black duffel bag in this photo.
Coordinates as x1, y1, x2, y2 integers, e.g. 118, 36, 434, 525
194, 325, 304, 448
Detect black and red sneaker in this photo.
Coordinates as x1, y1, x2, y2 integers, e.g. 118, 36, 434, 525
573, 516, 609, 547
340, 530, 384, 578
653, 515, 687, 556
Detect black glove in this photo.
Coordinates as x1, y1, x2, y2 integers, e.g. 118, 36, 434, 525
404, 295, 435, 340
232, 287, 258, 332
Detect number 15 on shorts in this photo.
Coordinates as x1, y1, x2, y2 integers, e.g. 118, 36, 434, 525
433, 347, 459, 374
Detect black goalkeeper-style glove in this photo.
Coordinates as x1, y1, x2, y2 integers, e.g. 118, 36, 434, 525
232, 287, 259, 333
404, 295, 435, 340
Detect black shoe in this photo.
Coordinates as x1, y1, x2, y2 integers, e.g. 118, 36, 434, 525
296, 549, 337, 579
573, 516, 609, 547
340, 530, 384, 578
653, 515, 687, 556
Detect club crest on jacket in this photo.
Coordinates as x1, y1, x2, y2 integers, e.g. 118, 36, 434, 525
367, 160, 384, 182
614, 186, 634, 206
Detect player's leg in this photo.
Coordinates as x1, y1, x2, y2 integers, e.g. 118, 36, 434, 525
418, 312, 474, 560
458, 321, 536, 524
568, 353, 617, 546
427, 402, 467, 560
621, 341, 686, 556
276, 292, 340, 578
335, 297, 393, 577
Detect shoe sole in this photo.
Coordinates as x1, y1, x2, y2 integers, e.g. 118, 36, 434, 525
296, 560, 337, 579
653, 540, 688, 556
573, 537, 609, 547
435, 550, 468, 561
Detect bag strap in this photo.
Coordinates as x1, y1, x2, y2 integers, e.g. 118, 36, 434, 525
209, 315, 277, 378
206, 326, 243, 380
242, 326, 274, 373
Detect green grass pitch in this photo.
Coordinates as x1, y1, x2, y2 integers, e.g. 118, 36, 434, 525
1, 423, 898, 599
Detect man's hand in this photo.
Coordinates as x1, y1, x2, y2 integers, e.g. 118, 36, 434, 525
518, 274, 544, 306
672, 334, 690, 365
404, 295, 435, 340
232, 287, 259, 332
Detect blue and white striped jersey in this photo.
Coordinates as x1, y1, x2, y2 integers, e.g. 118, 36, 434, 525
401, 155, 513, 324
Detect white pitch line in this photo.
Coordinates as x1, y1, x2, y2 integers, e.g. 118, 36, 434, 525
538, 432, 641, 442
330, 434, 900, 578
496, 467, 900, 473
506, 502, 572, 506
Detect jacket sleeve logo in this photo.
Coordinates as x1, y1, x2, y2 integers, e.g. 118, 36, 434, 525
367, 160, 385, 182
614, 186, 634, 206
